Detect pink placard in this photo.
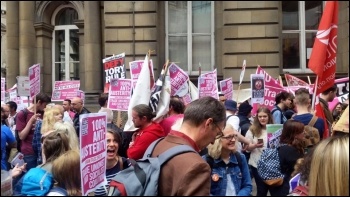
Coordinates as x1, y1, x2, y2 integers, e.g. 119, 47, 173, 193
169, 63, 189, 96
199, 77, 218, 99
29, 64, 40, 98
76, 90, 85, 104
51, 81, 80, 101
107, 78, 132, 111
219, 78, 233, 100
79, 113, 107, 196
129, 59, 155, 90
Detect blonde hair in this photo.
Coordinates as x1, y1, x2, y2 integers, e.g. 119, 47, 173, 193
41, 107, 62, 134
308, 136, 349, 196
53, 121, 80, 151
207, 124, 237, 160
52, 150, 81, 196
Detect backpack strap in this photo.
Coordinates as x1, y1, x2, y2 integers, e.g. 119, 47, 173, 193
226, 115, 234, 121
142, 137, 165, 159
234, 152, 242, 171
157, 144, 196, 166
308, 115, 318, 127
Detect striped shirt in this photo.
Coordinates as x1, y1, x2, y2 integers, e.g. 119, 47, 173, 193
94, 157, 127, 196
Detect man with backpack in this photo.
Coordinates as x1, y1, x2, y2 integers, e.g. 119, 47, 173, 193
271, 91, 293, 124
15, 93, 51, 172
224, 99, 240, 131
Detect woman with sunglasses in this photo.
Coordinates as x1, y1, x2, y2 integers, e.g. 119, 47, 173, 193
203, 124, 252, 196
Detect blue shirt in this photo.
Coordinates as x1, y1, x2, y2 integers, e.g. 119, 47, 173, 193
203, 152, 253, 196
1, 124, 16, 170
32, 120, 43, 165
292, 113, 324, 139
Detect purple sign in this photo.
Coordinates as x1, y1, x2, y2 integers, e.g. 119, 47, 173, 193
107, 78, 132, 111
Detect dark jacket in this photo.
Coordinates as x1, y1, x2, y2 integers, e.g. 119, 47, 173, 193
73, 107, 91, 137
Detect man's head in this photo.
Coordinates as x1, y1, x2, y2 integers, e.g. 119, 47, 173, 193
182, 96, 226, 150
321, 84, 338, 102
34, 93, 51, 112
132, 104, 155, 129
1, 104, 10, 120
218, 93, 226, 104
224, 99, 237, 114
98, 93, 109, 108
295, 88, 311, 107
168, 96, 185, 115
238, 102, 253, 117
62, 99, 72, 112
6, 101, 17, 115
71, 97, 83, 113
275, 91, 292, 109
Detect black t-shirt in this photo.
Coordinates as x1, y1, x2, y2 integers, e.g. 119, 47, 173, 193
278, 145, 303, 178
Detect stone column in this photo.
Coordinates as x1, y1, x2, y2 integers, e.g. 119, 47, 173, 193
6, 1, 19, 88
34, 23, 54, 94
19, 1, 36, 76
84, 1, 102, 93
75, 20, 85, 91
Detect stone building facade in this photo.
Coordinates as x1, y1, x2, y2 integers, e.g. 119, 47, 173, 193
4, 1, 349, 102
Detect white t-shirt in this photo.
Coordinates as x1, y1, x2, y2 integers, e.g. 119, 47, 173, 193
245, 129, 268, 168
226, 112, 240, 132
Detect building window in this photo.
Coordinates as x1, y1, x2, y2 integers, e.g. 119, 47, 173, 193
165, 1, 214, 75
282, 1, 324, 72
52, 7, 79, 82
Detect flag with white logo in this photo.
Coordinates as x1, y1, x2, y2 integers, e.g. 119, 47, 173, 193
308, 1, 338, 95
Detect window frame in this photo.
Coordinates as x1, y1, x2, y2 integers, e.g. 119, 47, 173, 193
282, 1, 325, 74
165, 1, 215, 75
51, 5, 79, 86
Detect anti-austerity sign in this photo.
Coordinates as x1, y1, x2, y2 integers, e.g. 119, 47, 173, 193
168, 63, 189, 96
103, 53, 126, 93
129, 59, 155, 90
199, 69, 218, 99
51, 81, 80, 101
80, 113, 107, 196
250, 74, 265, 104
107, 78, 132, 111
29, 64, 40, 98
16, 76, 30, 97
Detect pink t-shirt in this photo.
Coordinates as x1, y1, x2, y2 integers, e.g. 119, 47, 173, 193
159, 114, 184, 135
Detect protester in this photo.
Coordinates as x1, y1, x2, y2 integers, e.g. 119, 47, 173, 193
94, 129, 129, 196
318, 84, 338, 135
98, 93, 114, 124
6, 101, 17, 136
288, 147, 315, 196
62, 99, 75, 120
271, 91, 292, 124
218, 92, 226, 104
332, 105, 349, 137
71, 97, 90, 137
1, 104, 10, 126
16, 93, 51, 171
127, 104, 165, 160
308, 136, 349, 196
47, 150, 81, 196
150, 96, 226, 195
236, 101, 253, 163
32, 107, 63, 165
1, 106, 17, 170
284, 94, 297, 120
269, 120, 305, 196
244, 106, 272, 196
204, 124, 252, 196
292, 88, 324, 139
159, 96, 185, 135
225, 99, 240, 131
53, 121, 80, 151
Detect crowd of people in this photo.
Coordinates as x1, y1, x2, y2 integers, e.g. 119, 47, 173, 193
1, 84, 349, 196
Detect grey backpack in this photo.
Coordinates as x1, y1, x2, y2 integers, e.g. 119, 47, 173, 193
107, 137, 195, 196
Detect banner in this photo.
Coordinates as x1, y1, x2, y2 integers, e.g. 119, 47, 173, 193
308, 1, 338, 95
103, 53, 126, 93
250, 74, 265, 104
124, 54, 151, 131
232, 88, 252, 103
284, 74, 310, 87
51, 81, 80, 101
188, 80, 199, 101
169, 63, 189, 96
80, 113, 107, 196
107, 78, 132, 111
29, 64, 41, 98
219, 78, 233, 101
239, 60, 246, 85
129, 59, 155, 90
16, 76, 30, 97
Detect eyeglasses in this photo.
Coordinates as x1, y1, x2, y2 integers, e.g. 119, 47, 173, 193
213, 122, 224, 139
221, 134, 238, 141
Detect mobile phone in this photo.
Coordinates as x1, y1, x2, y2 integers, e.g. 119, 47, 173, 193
258, 139, 264, 144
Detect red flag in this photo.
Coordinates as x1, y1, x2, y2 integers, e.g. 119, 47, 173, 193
308, 1, 338, 95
